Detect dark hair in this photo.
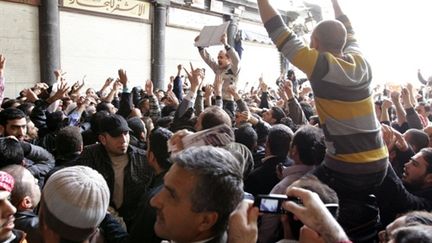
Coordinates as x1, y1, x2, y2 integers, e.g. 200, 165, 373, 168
1, 99, 20, 109
46, 111, 66, 132
280, 117, 299, 132
288, 174, 339, 240
300, 102, 315, 121
127, 117, 146, 139
292, 125, 325, 165
0, 138, 25, 167
149, 127, 173, 170
393, 225, 432, 243
96, 102, 113, 113
267, 124, 293, 158
270, 107, 286, 124
55, 126, 83, 156
90, 111, 110, 135
405, 129, 429, 153
172, 146, 243, 235
17, 103, 35, 116
234, 123, 257, 151
161, 105, 177, 117
419, 148, 432, 173
156, 116, 173, 129
0, 108, 26, 126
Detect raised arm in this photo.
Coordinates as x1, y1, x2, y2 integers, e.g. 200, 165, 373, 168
222, 33, 241, 75
417, 69, 428, 85
0, 55, 6, 105
331, 0, 360, 54
145, 79, 161, 123
116, 69, 133, 119
195, 35, 219, 72
331, 0, 344, 18
173, 64, 184, 101
257, 0, 280, 24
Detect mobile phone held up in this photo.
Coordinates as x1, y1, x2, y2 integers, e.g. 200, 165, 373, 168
253, 194, 302, 214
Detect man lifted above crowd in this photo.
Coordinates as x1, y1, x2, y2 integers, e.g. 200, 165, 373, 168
258, 0, 388, 197
195, 33, 240, 114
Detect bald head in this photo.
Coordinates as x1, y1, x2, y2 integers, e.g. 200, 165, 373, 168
311, 20, 347, 54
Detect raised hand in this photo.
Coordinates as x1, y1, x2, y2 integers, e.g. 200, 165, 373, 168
54, 69, 66, 82
103, 77, 115, 88
177, 64, 183, 74
183, 62, 205, 93
0, 55, 5, 75
145, 79, 154, 96
118, 69, 129, 88
381, 123, 396, 150
390, 91, 401, 104
47, 80, 70, 104
283, 79, 295, 99
113, 80, 122, 91
221, 33, 228, 46
32, 82, 49, 95
381, 99, 393, 110
401, 88, 412, 108
228, 200, 259, 243
22, 88, 39, 103
167, 82, 173, 92
204, 84, 214, 99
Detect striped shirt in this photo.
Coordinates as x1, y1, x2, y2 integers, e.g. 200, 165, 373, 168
264, 15, 388, 175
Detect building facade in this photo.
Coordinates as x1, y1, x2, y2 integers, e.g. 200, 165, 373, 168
0, 0, 311, 99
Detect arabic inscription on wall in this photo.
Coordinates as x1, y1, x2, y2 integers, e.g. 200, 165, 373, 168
64, 0, 150, 20
3, 0, 40, 5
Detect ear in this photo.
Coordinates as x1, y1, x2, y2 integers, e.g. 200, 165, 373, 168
140, 131, 146, 141
425, 174, 432, 186
98, 134, 107, 145
197, 212, 218, 232
0, 125, 4, 135
19, 196, 33, 210
148, 151, 156, 167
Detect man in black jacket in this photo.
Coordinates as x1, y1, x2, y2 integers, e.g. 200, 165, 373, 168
77, 114, 153, 230
376, 148, 432, 226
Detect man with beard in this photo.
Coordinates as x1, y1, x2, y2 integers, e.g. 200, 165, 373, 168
402, 148, 432, 199
77, 114, 153, 230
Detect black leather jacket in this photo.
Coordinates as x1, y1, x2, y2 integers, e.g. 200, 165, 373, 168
77, 144, 154, 229
15, 211, 42, 243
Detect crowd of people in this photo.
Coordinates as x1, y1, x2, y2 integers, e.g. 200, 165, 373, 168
0, 0, 432, 242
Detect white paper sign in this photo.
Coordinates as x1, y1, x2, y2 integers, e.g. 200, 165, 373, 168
195, 22, 230, 47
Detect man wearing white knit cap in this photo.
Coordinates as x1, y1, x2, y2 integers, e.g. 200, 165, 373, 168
39, 166, 110, 243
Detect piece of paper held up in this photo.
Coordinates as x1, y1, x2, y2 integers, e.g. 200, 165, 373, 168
195, 22, 230, 47
167, 124, 234, 155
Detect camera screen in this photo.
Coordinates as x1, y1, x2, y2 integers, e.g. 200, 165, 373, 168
260, 198, 279, 213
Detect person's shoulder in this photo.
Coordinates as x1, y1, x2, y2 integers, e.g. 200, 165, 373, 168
128, 144, 147, 156
83, 143, 103, 152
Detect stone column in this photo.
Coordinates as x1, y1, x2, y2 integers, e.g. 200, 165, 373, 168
151, 0, 169, 89
39, 0, 60, 85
